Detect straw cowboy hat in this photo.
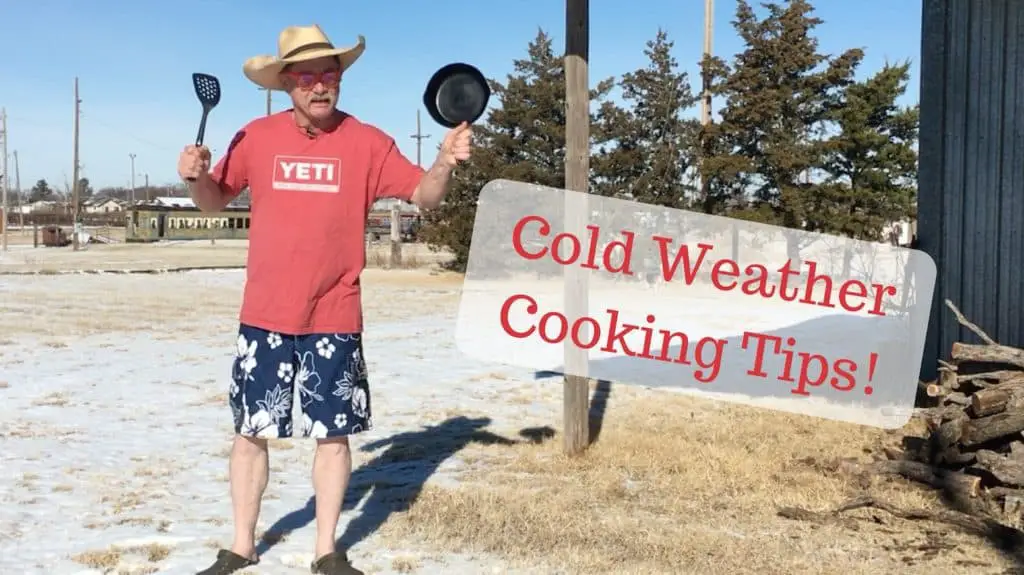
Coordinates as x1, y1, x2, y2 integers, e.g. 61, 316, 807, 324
243, 25, 366, 91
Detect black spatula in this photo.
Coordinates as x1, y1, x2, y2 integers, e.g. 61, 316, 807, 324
186, 73, 221, 182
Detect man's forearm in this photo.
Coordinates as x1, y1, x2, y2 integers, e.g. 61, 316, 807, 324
187, 173, 232, 212
410, 162, 453, 210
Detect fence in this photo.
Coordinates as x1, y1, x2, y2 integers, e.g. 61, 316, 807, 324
4, 212, 126, 228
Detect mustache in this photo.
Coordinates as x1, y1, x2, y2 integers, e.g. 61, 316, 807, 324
310, 94, 332, 103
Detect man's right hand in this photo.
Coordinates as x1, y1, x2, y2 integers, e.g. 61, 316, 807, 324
178, 145, 212, 181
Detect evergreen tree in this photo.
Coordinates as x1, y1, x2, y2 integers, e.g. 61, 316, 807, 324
419, 29, 617, 271
594, 30, 699, 209
817, 61, 919, 242
701, 0, 862, 241
29, 179, 54, 203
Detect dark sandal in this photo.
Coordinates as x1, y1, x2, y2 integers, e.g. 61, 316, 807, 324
196, 549, 258, 575
310, 551, 364, 574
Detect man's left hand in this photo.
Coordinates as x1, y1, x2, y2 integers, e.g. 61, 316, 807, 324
436, 122, 473, 169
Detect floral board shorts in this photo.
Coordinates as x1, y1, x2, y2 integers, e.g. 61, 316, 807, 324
229, 323, 372, 439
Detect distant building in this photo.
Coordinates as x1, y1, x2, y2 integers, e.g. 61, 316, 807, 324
82, 197, 125, 213
24, 200, 66, 214
149, 196, 196, 209
372, 198, 419, 213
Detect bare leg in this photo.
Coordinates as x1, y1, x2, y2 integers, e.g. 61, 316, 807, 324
230, 435, 269, 560
312, 436, 352, 560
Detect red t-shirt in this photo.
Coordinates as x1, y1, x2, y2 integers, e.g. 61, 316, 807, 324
209, 111, 425, 335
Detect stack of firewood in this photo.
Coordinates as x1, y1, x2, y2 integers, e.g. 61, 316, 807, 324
911, 300, 1024, 515
774, 300, 1024, 537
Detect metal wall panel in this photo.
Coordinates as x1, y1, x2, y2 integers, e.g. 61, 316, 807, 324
918, 0, 1024, 381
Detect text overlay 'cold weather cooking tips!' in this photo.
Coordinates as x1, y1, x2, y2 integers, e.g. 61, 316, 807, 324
454, 180, 937, 429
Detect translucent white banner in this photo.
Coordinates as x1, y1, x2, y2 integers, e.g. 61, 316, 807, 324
455, 180, 936, 428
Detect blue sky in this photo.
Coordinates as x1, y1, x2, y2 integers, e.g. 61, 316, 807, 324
0, 0, 921, 191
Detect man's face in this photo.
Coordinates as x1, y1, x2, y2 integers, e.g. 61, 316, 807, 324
280, 56, 342, 121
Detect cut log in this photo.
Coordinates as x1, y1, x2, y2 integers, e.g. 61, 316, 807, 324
939, 446, 977, 466
926, 383, 946, 397
935, 418, 965, 448
914, 405, 969, 427
986, 486, 1024, 500
970, 385, 1024, 418
962, 411, 1024, 447
1011, 442, 1024, 458
947, 392, 970, 406
959, 371, 1024, 385
779, 494, 1024, 543
941, 367, 960, 392
930, 416, 975, 465
971, 389, 1011, 418
856, 459, 981, 498
975, 450, 1024, 487
951, 342, 1024, 370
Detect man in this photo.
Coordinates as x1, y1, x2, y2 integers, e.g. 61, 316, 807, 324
176, 24, 471, 575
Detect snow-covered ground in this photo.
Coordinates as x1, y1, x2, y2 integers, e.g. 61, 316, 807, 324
0, 269, 557, 574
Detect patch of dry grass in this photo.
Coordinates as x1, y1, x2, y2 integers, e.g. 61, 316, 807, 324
3, 225, 127, 247
0, 239, 451, 274
0, 240, 250, 273
380, 386, 1015, 574
70, 542, 173, 572
391, 555, 420, 572
0, 266, 464, 338
70, 548, 121, 570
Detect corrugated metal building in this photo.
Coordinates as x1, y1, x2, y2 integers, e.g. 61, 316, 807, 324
917, 0, 1024, 381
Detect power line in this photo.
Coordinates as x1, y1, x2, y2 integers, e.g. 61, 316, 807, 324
410, 109, 431, 167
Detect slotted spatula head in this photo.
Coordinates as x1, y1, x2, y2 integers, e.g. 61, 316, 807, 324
192, 73, 221, 110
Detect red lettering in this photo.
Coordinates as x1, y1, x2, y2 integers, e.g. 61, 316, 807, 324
652, 238, 714, 283
710, 259, 740, 291
538, 312, 568, 343
499, 293, 538, 338
792, 352, 829, 397
510, 217, 636, 277
570, 317, 601, 349
511, 215, 550, 260
598, 308, 638, 357
741, 331, 778, 378
797, 260, 835, 309
831, 358, 857, 391
550, 233, 580, 265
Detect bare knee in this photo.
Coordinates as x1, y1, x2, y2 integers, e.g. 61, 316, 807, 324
233, 435, 269, 458
314, 436, 350, 458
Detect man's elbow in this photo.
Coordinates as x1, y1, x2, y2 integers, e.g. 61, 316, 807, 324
409, 186, 442, 210
189, 181, 233, 212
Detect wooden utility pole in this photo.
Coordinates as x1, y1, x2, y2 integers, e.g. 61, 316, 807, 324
410, 109, 431, 167
1, 108, 8, 252
700, 0, 714, 127
563, 0, 591, 456
72, 77, 81, 251
129, 153, 136, 206
264, 88, 272, 116
13, 150, 22, 231
697, 0, 714, 207
389, 203, 402, 267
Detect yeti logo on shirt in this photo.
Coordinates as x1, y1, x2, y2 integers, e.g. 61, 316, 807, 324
271, 155, 341, 193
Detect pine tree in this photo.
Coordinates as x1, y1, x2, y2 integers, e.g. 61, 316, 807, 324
701, 0, 862, 241
594, 30, 699, 209
817, 61, 919, 242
